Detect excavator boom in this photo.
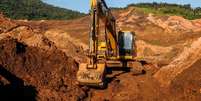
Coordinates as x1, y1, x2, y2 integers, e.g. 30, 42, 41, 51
77, 0, 137, 87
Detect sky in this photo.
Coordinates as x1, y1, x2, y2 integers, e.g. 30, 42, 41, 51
43, 0, 201, 13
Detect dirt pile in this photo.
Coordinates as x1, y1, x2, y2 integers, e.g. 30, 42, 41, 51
0, 37, 82, 100
0, 14, 88, 101
44, 30, 87, 63
116, 7, 201, 34
0, 13, 17, 33
136, 40, 173, 64
147, 14, 201, 33
154, 37, 201, 87
168, 59, 201, 101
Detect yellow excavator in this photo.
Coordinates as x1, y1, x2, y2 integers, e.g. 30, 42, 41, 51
77, 0, 139, 87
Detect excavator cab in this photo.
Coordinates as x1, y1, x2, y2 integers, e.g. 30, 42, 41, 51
118, 31, 136, 60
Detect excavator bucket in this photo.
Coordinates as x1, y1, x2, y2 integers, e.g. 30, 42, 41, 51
77, 63, 106, 87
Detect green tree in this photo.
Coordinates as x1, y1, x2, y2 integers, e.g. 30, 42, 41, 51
0, 0, 85, 20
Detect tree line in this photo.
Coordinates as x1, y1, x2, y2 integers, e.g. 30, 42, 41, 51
0, 0, 85, 20
127, 2, 201, 20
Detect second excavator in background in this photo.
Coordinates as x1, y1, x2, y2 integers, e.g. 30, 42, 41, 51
77, 0, 143, 87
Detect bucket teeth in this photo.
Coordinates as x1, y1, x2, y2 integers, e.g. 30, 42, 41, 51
78, 71, 102, 81
76, 63, 106, 87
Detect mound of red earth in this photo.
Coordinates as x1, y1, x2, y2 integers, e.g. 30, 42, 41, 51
0, 14, 88, 100
168, 59, 201, 101
0, 37, 88, 101
0, 13, 17, 33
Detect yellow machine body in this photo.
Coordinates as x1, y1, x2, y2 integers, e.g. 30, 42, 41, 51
77, 0, 137, 87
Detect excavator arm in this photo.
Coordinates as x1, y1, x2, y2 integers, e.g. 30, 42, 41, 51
77, 0, 137, 87
90, 0, 118, 59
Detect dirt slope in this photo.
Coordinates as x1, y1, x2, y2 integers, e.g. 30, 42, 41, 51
0, 37, 83, 101
154, 37, 201, 87
168, 59, 201, 101
0, 14, 87, 101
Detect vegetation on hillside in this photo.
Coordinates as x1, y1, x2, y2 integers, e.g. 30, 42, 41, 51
127, 3, 201, 20
1, 0, 201, 20
0, 0, 85, 20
